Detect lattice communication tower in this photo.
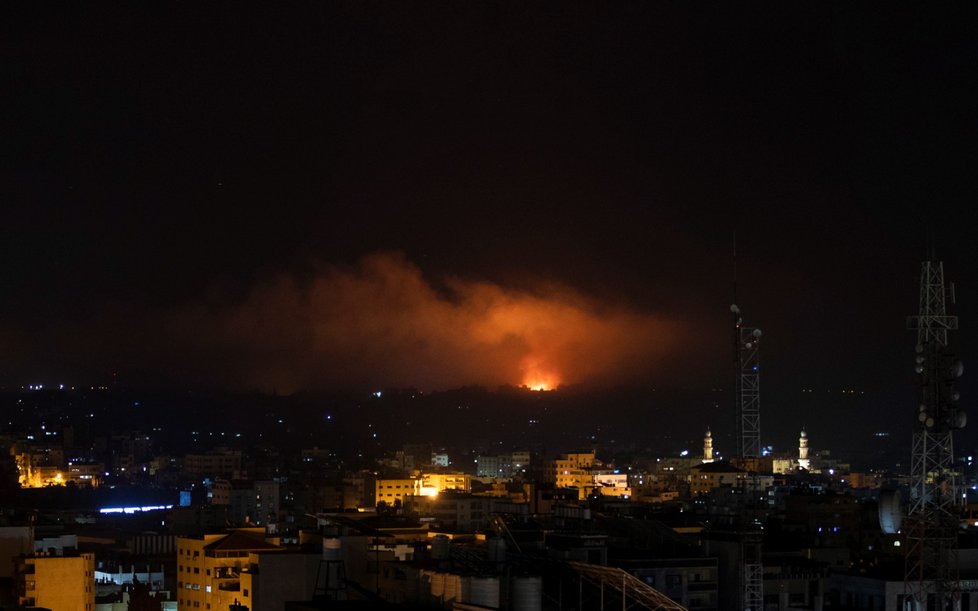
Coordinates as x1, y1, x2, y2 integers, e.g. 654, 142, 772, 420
731, 303, 762, 463
731, 303, 763, 611
904, 260, 965, 610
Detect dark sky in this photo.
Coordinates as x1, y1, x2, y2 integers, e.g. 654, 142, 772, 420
2, 4, 978, 449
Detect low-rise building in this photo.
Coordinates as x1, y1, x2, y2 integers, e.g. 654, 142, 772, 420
405, 493, 492, 531
183, 449, 243, 480
176, 530, 285, 611
688, 461, 748, 496
16, 551, 95, 611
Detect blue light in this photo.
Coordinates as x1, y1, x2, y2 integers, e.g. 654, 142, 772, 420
99, 504, 173, 515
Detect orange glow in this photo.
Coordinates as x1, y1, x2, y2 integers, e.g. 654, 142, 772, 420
521, 359, 560, 391
524, 378, 556, 391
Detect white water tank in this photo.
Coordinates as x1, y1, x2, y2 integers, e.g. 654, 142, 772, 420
443, 573, 462, 603
462, 576, 500, 608
511, 576, 543, 611
878, 490, 903, 534
425, 570, 463, 603
429, 572, 445, 597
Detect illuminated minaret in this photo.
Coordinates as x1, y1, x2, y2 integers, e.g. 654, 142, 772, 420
703, 428, 714, 463
798, 428, 810, 470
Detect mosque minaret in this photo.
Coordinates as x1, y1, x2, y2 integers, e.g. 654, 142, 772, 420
798, 427, 810, 470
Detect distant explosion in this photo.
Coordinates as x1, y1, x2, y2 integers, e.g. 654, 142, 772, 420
34, 253, 682, 392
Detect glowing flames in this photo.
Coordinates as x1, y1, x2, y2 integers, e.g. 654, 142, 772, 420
521, 359, 560, 391
523, 377, 557, 391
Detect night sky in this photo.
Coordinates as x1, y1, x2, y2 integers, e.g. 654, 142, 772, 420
3, 5, 978, 453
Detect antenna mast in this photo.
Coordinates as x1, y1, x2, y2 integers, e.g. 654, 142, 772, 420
731, 310, 762, 463
904, 259, 964, 609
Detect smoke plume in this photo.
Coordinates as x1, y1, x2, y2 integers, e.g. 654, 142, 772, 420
26, 253, 682, 392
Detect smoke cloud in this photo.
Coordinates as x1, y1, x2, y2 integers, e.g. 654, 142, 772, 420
25, 253, 683, 392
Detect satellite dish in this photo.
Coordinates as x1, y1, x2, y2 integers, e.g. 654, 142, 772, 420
916, 344, 924, 354
752, 329, 762, 338
745, 342, 753, 350
730, 304, 740, 313
953, 410, 967, 429
952, 392, 961, 402
918, 412, 928, 422
879, 489, 903, 534
915, 365, 924, 374
926, 417, 935, 428
953, 361, 964, 378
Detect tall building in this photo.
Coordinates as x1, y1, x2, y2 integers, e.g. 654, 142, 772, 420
703, 428, 714, 463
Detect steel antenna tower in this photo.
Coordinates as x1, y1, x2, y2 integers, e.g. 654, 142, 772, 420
730, 302, 763, 611
731, 303, 762, 465
904, 260, 965, 610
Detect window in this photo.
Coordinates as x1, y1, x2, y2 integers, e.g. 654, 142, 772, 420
243, 589, 249, 596
194, 567, 199, 574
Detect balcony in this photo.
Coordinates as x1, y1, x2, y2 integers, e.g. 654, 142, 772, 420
213, 567, 240, 580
